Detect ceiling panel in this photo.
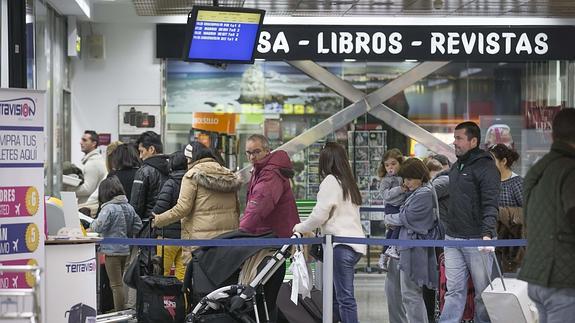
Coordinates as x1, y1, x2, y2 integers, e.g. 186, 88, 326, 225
132, 0, 575, 17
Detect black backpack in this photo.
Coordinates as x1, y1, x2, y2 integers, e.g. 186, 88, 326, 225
64, 303, 96, 323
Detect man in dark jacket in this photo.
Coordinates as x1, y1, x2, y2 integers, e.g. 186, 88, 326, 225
239, 134, 300, 322
152, 151, 186, 281
439, 122, 500, 323
130, 131, 169, 233
518, 109, 575, 322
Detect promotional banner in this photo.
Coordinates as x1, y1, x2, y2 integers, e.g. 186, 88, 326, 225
157, 24, 575, 61
0, 88, 46, 321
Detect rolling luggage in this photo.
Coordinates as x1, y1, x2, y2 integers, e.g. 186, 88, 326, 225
481, 252, 538, 323
135, 227, 185, 323
438, 252, 475, 321
277, 281, 322, 323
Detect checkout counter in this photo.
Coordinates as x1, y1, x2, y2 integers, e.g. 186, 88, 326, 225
45, 195, 100, 323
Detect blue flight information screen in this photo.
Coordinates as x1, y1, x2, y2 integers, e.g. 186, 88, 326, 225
188, 10, 262, 62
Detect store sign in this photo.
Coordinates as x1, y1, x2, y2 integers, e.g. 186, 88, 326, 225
156, 24, 575, 61
192, 112, 237, 134
255, 25, 575, 61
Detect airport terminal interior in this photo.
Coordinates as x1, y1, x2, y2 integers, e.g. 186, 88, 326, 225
1, 0, 575, 322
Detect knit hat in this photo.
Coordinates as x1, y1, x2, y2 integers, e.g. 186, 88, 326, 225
184, 144, 194, 159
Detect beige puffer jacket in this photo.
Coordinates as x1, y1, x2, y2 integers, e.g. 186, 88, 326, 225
153, 158, 242, 264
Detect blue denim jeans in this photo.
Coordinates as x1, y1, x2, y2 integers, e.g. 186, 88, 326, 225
528, 284, 575, 323
333, 245, 362, 323
439, 235, 493, 323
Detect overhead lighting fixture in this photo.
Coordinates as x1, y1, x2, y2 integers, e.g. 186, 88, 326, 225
344, 59, 357, 62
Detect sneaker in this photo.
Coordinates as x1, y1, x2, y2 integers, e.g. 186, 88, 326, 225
378, 253, 389, 271
384, 246, 400, 260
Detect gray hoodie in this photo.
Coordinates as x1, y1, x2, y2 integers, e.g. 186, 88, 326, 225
91, 195, 143, 255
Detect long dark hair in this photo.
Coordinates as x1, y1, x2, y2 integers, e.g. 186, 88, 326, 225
187, 141, 215, 164
98, 175, 126, 205
319, 142, 362, 205
110, 143, 141, 170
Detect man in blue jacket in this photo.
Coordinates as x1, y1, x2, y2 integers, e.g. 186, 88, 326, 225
439, 122, 500, 323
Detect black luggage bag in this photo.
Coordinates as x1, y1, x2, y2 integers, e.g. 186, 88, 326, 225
134, 227, 186, 323
64, 302, 96, 323
136, 274, 185, 323
277, 281, 322, 323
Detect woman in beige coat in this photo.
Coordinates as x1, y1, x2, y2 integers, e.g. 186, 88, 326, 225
152, 142, 242, 265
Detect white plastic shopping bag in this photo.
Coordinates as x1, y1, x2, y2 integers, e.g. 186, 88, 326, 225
289, 248, 311, 305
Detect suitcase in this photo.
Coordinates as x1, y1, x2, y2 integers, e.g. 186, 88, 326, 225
136, 227, 185, 323
438, 253, 475, 321
277, 281, 322, 323
481, 252, 538, 323
136, 274, 185, 323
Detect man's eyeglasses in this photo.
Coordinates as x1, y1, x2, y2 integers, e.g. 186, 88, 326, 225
245, 149, 262, 157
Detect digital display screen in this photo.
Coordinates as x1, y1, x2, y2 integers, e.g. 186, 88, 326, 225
185, 7, 265, 63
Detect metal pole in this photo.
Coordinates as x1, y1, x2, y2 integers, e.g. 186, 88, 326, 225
322, 234, 334, 323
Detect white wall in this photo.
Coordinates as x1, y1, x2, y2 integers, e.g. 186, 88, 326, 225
70, 21, 161, 164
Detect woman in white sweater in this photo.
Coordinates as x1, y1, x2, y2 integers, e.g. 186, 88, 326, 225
293, 142, 366, 323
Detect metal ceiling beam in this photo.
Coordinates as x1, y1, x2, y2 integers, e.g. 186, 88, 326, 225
237, 60, 452, 181
288, 60, 455, 160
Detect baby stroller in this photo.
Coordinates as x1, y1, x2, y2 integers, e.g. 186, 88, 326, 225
184, 231, 300, 323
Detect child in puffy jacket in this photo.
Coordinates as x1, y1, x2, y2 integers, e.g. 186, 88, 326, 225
90, 175, 142, 311
152, 150, 187, 280
377, 148, 407, 271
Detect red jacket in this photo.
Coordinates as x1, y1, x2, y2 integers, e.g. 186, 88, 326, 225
240, 150, 300, 238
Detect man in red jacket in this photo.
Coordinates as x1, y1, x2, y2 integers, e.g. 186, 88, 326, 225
239, 134, 300, 322
240, 134, 300, 238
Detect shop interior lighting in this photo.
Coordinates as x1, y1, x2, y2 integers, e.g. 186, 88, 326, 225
459, 68, 482, 78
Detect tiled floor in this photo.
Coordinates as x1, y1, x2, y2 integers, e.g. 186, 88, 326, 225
104, 273, 392, 322
355, 273, 390, 323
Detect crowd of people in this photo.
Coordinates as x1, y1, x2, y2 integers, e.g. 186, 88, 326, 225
68, 108, 575, 323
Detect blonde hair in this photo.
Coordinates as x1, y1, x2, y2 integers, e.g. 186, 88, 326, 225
377, 148, 404, 178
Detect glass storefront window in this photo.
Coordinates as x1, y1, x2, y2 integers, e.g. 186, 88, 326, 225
164, 59, 574, 209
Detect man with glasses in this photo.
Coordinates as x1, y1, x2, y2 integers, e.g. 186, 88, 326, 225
74, 130, 107, 204
239, 134, 299, 322
240, 134, 299, 238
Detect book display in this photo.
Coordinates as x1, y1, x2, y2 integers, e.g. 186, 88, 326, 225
348, 130, 387, 237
